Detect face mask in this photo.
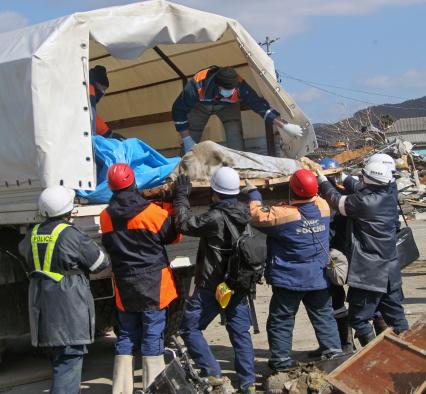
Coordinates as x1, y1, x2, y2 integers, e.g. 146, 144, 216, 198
94, 83, 107, 103
219, 88, 235, 98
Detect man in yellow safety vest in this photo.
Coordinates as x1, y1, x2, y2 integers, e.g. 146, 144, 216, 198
19, 186, 110, 394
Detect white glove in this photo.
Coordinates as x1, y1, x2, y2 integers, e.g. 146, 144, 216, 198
339, 172, 348, 183
316, 169, 328, 184
281, 123, 303, 138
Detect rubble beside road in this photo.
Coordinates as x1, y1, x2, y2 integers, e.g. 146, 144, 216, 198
312, 138, 426, 218
265, 363, 333, 394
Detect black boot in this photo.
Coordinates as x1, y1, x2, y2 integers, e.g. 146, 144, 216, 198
336, 316, 356, 353
307, 347, 323, 358
373, 316, 388, 336
358, 330, 376, 347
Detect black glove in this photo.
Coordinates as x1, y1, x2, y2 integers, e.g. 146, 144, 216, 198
174, 174, 192, 197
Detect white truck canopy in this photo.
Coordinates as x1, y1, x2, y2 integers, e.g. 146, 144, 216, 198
0, 0, 316, 196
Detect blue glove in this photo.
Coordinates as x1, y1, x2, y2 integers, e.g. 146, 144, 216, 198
182, 135, 196, 154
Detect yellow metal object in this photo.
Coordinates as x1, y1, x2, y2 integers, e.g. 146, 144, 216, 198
215, 282, 233, 309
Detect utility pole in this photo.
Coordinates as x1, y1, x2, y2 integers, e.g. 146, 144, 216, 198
258, 36, 280, 57
259, 36, 281, 82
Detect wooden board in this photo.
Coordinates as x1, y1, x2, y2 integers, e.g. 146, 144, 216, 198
332, 146, 373, 164
142, 168, 342, 193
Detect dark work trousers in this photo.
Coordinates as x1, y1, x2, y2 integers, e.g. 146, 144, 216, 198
46, 345, 87, 394
115, 309, 166, 356
329, 284, 347, 317
267, 287, 342, 370
179, 287, 255, 391
187, 102, 245, 150
347, 285, 409, 337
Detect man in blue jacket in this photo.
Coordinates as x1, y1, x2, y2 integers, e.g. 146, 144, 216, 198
247, 169, 342, 371
172, 66, 303, 153
317, 161, 409, 346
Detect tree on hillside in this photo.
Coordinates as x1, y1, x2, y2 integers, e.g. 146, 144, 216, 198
379, 114, 395, 130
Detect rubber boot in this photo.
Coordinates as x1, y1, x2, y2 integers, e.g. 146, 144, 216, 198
373, 316, 388, 336
142, 354, 165, 390
307, 347, 322, 359
358, 330, 376, 347
336, 316, 356, 353
112, 355, 134, 394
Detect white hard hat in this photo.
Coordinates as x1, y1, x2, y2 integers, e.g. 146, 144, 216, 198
210, 167, 240, 195
362, 162, 393, 185
38, 186, 75, 218
367, 153, 396, 173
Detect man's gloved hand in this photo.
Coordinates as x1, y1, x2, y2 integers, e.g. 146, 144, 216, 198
273, 118, 303, 138
182, 135, 196, 154
173, 174, 192, 197
282, 123, 303, 138
316, 169, 328, 184
336, 172, 348, 184
241, 179, 257, 194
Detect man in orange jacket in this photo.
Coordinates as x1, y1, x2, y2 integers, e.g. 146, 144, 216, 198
100, 163, 181, 393
89, 65, 124, 139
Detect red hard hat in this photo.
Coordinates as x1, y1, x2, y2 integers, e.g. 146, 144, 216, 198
290, 169, 318, 198
107, 163, 135, 191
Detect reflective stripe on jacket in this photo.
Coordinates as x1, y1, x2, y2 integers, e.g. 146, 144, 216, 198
320, 178, 400, 293
31, 223, 70, 282
172, 65, 280, 132
249, 191, 331, 291
100, 191, 181, 312
18, 219, 110, 347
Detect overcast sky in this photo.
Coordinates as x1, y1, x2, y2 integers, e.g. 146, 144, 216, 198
1, 0, 425, 123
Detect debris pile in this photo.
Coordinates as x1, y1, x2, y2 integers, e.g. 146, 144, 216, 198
314, 137, 426, 219
265, 363, 333, 394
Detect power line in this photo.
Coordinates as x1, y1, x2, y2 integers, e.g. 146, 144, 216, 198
278, 71, 426, 111
280, 73, 408, 100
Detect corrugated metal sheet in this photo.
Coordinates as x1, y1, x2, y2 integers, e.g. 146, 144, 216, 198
387, 117, 426, 144
388, 132, 426, 144
327, 319, 426, 394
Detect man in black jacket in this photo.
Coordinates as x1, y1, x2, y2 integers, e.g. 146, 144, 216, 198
317, 162, 408, 346
19, 186, 110, 394
173, 167, 256, 394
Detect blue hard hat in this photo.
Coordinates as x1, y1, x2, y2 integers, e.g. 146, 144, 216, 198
319, 158, 340, 170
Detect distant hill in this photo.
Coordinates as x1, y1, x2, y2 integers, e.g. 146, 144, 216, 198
314, 96, 426, 147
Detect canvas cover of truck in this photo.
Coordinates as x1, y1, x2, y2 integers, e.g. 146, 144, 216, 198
0, 0, 318, 354
0, 0, 316, 224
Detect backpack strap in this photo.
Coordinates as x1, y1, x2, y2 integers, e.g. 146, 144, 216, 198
222, 213, 241, 241
222, 211, 252, 240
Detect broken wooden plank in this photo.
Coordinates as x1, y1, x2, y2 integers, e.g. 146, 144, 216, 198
332, 146, 373, 164
141, 168, 341, 198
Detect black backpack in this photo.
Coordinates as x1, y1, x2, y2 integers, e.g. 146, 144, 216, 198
222, 213, 267, 295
